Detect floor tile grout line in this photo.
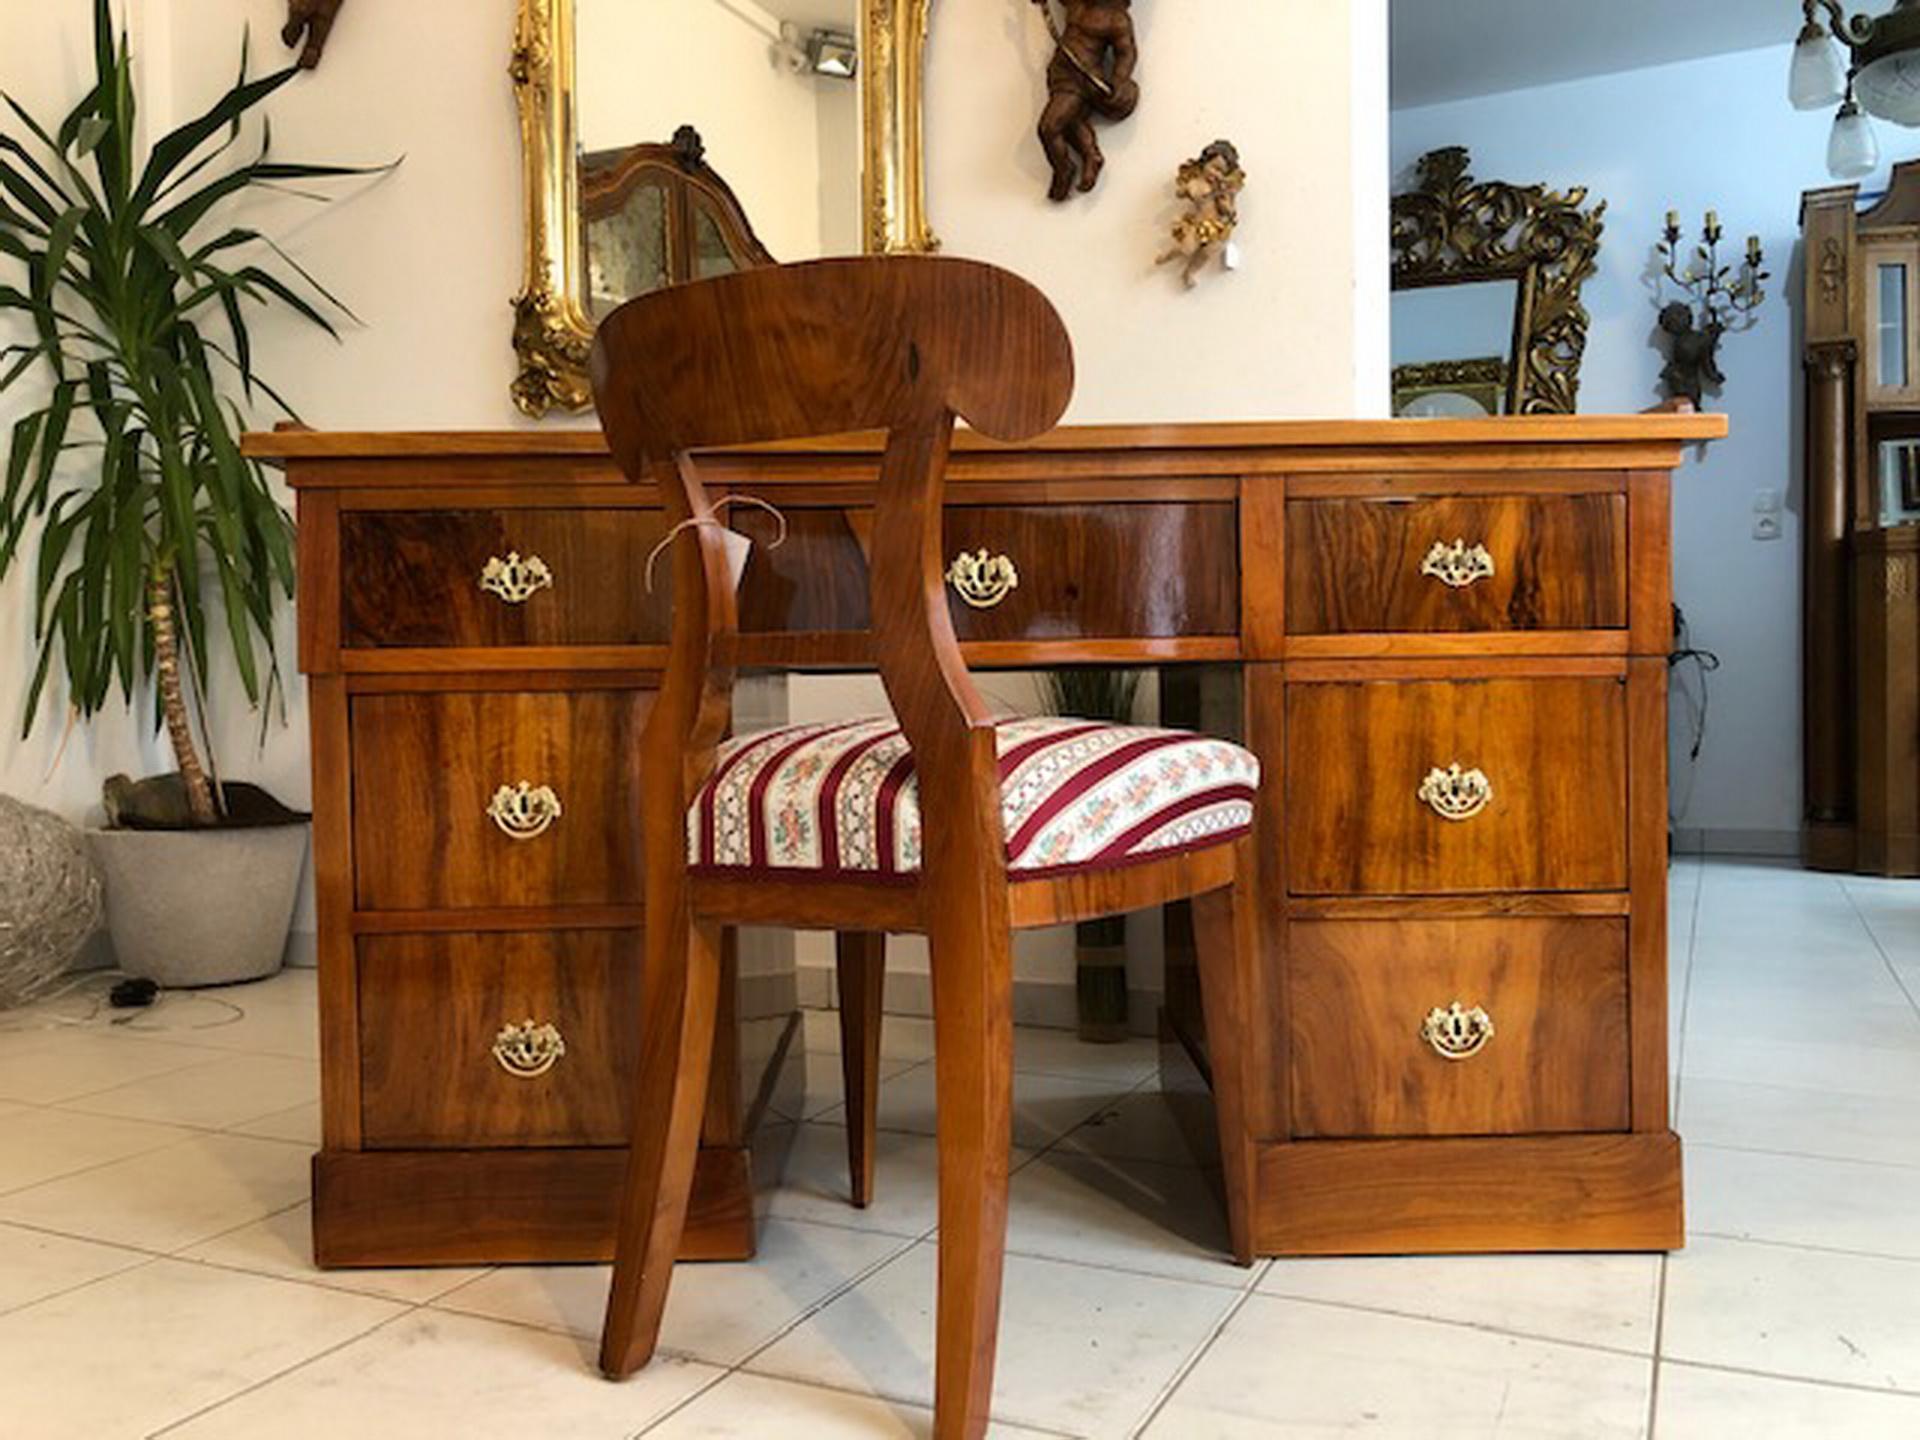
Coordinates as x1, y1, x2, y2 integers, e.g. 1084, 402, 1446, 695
1838, 877, 1920, 1027
1687, 1227, 1920, 1266
1668, 853, 1708, 1121
1125, 1270, 1262, 1438
1247, 1285, 1663, 1364
1647, 1252, 1671, 1438
0, 1246, 163, 1321
1657, 1354, 1920, 1405
143, 1300, 425, 1439
1684, 1137, 1920, 1174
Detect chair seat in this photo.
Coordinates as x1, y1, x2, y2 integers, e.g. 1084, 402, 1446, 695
689, 715, 1259, 881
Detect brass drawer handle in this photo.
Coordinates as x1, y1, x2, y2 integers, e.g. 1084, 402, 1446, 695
946, 548, 1019, 609
487, 781, 563, 840
480, 551, 554, 604
1421, 1002, 1494, 1061
1419, 764, 1492, 821
1421, 538, 1495, 589
492, 1019, 566, 1078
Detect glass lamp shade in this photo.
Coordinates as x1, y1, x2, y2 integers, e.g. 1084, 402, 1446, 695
1791, 30, 1848, 109
1830, 100, 1882, 179
1856, 48, 1920, 124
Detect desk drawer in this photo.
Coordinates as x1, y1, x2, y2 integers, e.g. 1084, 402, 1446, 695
735, 502, 1239, 639
351, 689, 648, 911
1285, 494, 1627, 634
1289, 916, 1630, 1138
1286, 677, 1627, 895
358, 930, 637, 1148
340, 509, 672, 648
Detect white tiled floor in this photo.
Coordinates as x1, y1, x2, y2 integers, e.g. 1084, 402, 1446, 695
2, 858, 1919, 1436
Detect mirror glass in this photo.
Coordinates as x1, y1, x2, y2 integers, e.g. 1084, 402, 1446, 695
1390, 278, 1523, 417
575, 0, 861, 321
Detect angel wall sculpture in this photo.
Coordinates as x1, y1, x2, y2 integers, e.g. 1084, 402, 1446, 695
1032, 0, 1140, 202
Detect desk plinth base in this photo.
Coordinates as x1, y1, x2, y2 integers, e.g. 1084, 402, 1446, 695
1251, 1132, 1684, 1256
311, 1143, 756, 1268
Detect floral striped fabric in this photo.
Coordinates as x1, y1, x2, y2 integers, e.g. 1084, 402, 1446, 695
689, 715, 1258, 880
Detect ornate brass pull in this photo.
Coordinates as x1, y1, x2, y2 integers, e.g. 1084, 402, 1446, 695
1421, 538, 1495, 589
486, 782, 563, 840
492, 1019, 566, 1078
1418, 764, 1493, 822
1421, 1002, 1494, 1061
945, 548, 1019, 609
480, 551, 554, 604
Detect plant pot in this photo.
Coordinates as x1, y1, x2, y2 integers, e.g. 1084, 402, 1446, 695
1073, 913, 1131, 1043
87, 823, 309, 988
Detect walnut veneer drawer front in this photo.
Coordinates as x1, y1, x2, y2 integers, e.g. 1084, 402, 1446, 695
1289, 917, 1631, 1138
358, 930, 637, 1149
1285, 494, 1627, 634
735, 502, 1239, 639
340, 509, 672, 648
1286, 678, 1628, 895
351, 690, 648, 910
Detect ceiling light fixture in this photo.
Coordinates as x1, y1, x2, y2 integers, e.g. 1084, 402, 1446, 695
807, 29, 858, 80
1793, 0, 1920, 176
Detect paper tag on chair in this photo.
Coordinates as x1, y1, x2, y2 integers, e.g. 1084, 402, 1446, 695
720, 526, 753, 590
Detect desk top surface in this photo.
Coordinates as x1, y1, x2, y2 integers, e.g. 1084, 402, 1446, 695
246, 413, 1726, 464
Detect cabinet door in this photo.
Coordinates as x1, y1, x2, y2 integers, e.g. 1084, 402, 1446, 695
1865, 241, 1920, 406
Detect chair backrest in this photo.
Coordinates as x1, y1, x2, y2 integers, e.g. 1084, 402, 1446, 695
590, 256, 1075, 888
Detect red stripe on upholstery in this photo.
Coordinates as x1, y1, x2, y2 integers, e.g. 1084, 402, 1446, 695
995, 720, 1110, 780
699, 726, 789, 867
817, 724, 901, 870
744, 720, 871, 869
1075, 786, 1258, 870
1004, 732, 1193, 860
871, 747, 919, 876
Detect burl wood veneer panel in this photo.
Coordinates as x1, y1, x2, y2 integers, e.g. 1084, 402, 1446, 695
357, 929, 638, 1149
350, 688, 648, 910
1286, 676, 1629, 895
341, 509, 673, 648
1288, 916, 1630, 1138
1285, 494, 1627, 634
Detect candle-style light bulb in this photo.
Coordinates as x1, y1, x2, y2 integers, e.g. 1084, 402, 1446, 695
1747, 235, 1763, 265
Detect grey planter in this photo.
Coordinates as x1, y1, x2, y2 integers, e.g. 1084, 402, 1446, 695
87, 823, 309, 988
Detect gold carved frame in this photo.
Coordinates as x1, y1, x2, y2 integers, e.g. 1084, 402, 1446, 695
1391, 147, 1606, 416
510, 0, 937, 418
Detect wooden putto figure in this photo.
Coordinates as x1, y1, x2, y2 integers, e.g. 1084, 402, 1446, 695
1157, 140, 1244, 288
1033, 0, 1140, 202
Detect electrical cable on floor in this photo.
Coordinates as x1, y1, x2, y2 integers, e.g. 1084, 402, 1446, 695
0, 969, 249, 1035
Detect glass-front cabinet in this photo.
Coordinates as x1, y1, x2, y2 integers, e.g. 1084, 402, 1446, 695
1865, 240, 1920, 408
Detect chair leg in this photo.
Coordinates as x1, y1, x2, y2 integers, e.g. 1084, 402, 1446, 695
601, 916, 725, 1378
835, 930, 887, 1208
1192, 842, 1259, 1267
927, 911, 1015, 1440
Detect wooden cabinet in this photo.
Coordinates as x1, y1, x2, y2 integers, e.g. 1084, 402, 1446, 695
1801, 168, 1920, 875
258, 415, 1716, 1266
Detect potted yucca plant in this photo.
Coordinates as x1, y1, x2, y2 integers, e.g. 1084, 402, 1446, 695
0, 0, 375, 985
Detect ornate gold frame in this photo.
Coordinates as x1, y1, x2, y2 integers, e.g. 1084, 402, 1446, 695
1391, 147, 1605, 416
509, 0, 937, 418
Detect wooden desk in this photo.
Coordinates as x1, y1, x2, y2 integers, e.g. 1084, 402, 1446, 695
253, 413, 1724, 1264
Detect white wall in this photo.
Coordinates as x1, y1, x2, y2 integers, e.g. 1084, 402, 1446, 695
2, 1, 1389, 1003
1394, 45, 1898, 852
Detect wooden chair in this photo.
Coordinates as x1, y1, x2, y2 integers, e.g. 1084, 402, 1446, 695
591, 254, 1262, 1440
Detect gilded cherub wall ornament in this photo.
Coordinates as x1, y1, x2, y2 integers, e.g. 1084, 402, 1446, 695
1157, 141, 1244, 288
1032, 0, 1140, 202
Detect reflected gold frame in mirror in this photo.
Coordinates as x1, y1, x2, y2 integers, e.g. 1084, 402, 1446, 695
1391, 147, 1605, 416
510, 0, 937, 418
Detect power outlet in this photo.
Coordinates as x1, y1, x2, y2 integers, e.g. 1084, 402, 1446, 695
1753, 513, 1783, 541
1752, 488, 1784, 542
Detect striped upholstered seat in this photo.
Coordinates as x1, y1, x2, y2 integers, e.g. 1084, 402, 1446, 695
689, 715, 1259, 881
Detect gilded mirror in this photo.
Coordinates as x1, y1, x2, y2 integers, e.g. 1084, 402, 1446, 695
511, 0, 934, 418
1390, 147, 1605, 417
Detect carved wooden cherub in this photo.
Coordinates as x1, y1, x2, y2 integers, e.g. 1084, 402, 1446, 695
283, 0, 346, 69
1657, 302, 1725, 408
1157, 141, 1244, 288
1033, 0, 1140, 202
